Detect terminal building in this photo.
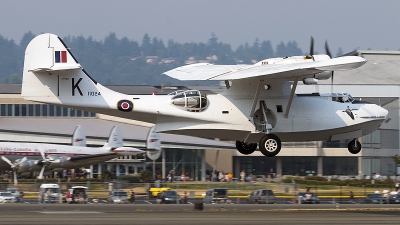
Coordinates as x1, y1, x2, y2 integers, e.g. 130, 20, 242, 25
0, 50, 399, 180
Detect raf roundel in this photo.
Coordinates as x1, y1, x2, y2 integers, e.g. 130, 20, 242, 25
117, 100, 134, 112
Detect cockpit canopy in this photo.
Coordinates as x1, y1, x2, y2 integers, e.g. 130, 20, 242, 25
330, 93, 355, 103
169, 90, 208, 112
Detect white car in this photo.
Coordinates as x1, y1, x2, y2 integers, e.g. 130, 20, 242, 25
0, 192, 16, 203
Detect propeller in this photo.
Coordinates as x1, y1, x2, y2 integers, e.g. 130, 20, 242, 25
309, 36, 314, 56
37, 147, 50, 179
1, 156, 27, 187
325, 40, 335, 91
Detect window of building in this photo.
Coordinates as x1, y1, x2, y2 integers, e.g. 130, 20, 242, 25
0, 104, 96, 118
362, 130, 381, 148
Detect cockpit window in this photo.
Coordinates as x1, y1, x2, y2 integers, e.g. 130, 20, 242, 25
331, 93, 354, 103
170, 90, 208, 112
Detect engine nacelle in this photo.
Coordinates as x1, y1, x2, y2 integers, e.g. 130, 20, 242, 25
16, 160, 41, 173
314, 71, 333, 80
16, 155, 71, 172
303, 78, 318, 85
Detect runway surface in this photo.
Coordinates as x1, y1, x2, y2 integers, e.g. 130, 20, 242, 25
1, 204, 400, 225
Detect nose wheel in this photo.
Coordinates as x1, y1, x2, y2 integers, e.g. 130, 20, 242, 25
235, 141, 257, 155
259, 134, 281, 157
348, 139, 362, 154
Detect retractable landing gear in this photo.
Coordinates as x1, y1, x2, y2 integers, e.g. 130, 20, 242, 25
235, 141, 257, 155
348, 139, 362, 154
259, 134, 281, 157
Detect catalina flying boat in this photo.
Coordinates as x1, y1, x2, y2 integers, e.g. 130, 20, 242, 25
21, 34, 388, 157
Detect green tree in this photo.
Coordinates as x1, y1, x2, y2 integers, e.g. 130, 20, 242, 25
260, 40, 274, 59
140, 169, 153, 182
141, 33, 152, 56
275, 41, 287, 57
100, 170, 114, 181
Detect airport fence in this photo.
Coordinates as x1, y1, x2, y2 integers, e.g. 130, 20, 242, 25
1, 178, 398, 201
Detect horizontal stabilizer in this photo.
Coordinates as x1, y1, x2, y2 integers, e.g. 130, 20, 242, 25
113, 147, 145, 156
30, 64, 82, 73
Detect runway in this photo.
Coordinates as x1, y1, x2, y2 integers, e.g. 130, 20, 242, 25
1, 204, 400, 225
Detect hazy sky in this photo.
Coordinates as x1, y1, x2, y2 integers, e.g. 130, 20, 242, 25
1, 0, 400, 55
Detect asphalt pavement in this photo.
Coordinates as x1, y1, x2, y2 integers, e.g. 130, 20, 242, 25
1, 204, 400, 225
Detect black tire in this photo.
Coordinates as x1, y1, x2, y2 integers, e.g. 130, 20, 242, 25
259, 134, 281, 157
348, 140, 362, 154
235, 141, 257, 155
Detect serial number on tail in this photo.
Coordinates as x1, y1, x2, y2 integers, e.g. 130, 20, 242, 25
88, 92, 101, 96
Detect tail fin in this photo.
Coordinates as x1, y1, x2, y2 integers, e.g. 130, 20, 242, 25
146, 126, 161, 160
103, 126, 123, 149
71, 125, 86, 147
21, 33, 120, 107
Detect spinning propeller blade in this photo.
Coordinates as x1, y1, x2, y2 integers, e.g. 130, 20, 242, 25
2, 156, 28, 187
38, 146, 47, 179
325, 40, 334, 88
13, 171, 17, 187
325, 40, 332, 58
309, 36, 314, 56
1, 156, 13, 166
38, 166, 46, 180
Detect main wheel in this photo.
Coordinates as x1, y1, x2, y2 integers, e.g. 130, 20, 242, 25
259, 134, 281, 157
348, 140, 362, 154
235, 141, 257, 155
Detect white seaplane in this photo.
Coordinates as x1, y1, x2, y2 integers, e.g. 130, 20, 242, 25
21, 34, 388, 157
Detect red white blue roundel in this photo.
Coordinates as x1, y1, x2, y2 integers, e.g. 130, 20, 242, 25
117, 100, 133, 112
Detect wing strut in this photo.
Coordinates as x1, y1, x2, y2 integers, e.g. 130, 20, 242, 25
284, 77, 299, 118
224, 80, 231, 89
250, 80, 264, 117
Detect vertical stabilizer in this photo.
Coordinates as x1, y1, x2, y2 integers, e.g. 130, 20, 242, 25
146, 126, 161, 160
72, 125, 86, 147
146, 126, 161, 150
103, 126, 123, 149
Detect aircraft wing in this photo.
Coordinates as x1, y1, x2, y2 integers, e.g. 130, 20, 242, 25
164, 56, 366, 81
68, 147, 144, 165
68, 153, 118, 165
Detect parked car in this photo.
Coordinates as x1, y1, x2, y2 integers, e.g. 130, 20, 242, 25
108, 190, 128, 204
203, 188, 228, 204
297, 192, 320, 204
364, 193, 388, 204
68, 186, 88, 204
247, 189, 276, 204
39, 183, 62, 203
158, 190, 181, 204
0, 192, 16, 203
6, 188, 22, 203
388, 194, 400, 204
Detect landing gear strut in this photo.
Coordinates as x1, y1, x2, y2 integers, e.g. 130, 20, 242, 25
348, 139, 362, 154
259, 134, 281, 157
235, 141, 257, 155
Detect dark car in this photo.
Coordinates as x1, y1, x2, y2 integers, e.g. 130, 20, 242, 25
107, 190, 128, 204
388, 194, 400, 204
364, 193, 388, 204
159, 190, 181, 204
297, 192, 320, 204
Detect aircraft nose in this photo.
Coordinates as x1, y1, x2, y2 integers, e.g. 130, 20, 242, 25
360, 104, 388, 120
